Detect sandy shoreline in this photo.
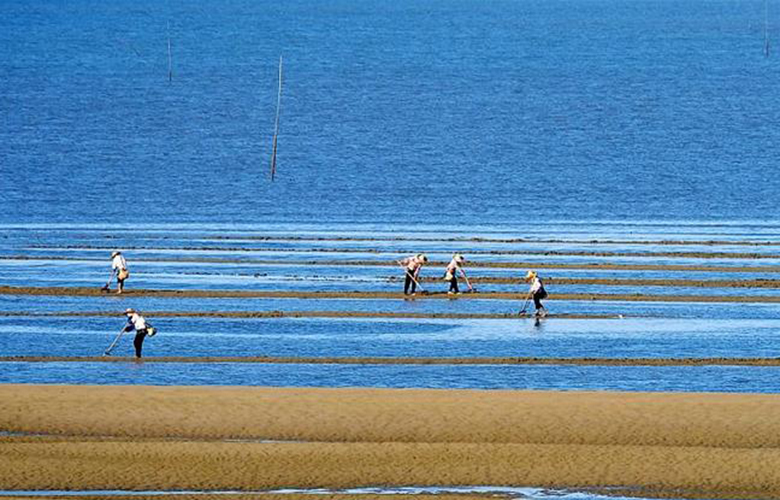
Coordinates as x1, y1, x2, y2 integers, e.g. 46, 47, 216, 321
1, 384, 779, 498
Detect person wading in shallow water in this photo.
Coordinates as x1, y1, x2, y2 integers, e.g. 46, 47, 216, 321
107, 251, 129, 294
524, 270, 548, 317
123, 308, 154, 359
444, 253, 470, 294
399, 253, 427, 295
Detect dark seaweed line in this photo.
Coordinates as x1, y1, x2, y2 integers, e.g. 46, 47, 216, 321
0, 309, 619, 320
2, 355, 780, 366
1, 286, 780, 303
12, 229, 780, 246
202, 235, 780, 247
25, 244, 780, 260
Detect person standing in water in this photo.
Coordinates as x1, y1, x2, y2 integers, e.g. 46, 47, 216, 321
399, 253, 427, 295
524, 270, 548, 317
444, 253, 470, 294
106, 251, 129, 294
123, 308, 153, 359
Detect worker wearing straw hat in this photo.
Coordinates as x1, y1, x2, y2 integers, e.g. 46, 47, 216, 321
105, 251, 129, 294
524, 270, 548, 317
444, 253, 470, 294
122, 308, 155, 359
400, 253, 427, 295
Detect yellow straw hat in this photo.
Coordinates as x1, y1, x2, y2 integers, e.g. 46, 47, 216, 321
525, 270, 537, 280
125, 308, 135, 315
111, 251, 121, 258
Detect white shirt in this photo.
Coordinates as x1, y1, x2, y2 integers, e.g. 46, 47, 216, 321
127, 313, 147, 331
112, 254, 127, 271
530, 277, 543, 293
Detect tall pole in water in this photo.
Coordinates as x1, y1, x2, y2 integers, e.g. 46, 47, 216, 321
167, 21, 173, 81
765, 0, 771, 57
270, 56, 283, 181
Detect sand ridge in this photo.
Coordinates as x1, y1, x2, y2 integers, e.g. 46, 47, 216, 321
1, 385, 780, 498
3, 285, 780, 303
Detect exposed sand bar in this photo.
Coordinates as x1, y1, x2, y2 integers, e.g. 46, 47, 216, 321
3, 355, 780, 366
0, 496, 500, 500
516, 277, 780, 288
2, 285, 780, 303
7, 255, 780, 273
0, 310, 616, 320
1, 385, 780, 499
26, 244, 780, 260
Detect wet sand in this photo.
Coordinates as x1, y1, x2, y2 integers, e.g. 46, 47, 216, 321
0, 496, 498, 500
1, 384, 780, 499
0, 310, 616, 320
3, 285, 780, 303
3, 355, 780, 366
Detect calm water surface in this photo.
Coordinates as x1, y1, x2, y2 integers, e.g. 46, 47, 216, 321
2, 0, 780, 394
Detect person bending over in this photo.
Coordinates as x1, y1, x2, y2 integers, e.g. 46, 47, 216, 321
107, 251, 129, 294
445, 253, 470, 294
524, 270, 548, 317
399, 253, 427, 295
123, 308, 151, 358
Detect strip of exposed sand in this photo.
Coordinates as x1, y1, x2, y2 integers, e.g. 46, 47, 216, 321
0, 311, 615, 320
0, 495, 502, 500
1, 384, 779, 499
3, 285, 780, 303
2, 355, 780, 366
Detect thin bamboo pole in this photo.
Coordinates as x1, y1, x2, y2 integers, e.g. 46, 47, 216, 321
270, 56, 283, 181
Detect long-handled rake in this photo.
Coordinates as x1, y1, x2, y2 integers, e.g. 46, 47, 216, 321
103, 327, 126, 356
101, 270, 116, 293
462, 272, 477, 293
518, 294, 531, 315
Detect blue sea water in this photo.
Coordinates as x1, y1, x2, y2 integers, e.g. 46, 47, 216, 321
3, 4, 780, 498
2, 0, 780, 395
2, 0, 779, 225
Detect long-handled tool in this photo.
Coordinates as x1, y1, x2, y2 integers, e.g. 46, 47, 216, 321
397, 261, 427, 295
518, 294, 531, 315
101, 270, 116, 293
103, 327, 127, 356
462, 271, 476, 293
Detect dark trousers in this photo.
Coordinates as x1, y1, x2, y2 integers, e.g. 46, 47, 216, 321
404, 272, 416, 294
133, 329, 148, 358
533, 291, 546, 310
449, 276, 459, 293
